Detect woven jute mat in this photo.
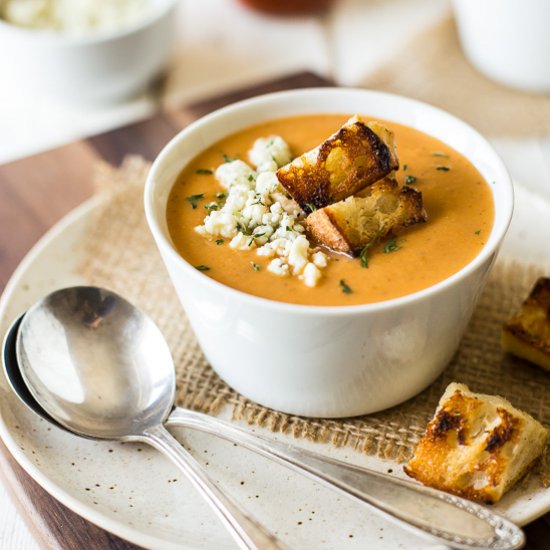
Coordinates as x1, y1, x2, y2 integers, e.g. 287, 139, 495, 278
80, 156, 550, 467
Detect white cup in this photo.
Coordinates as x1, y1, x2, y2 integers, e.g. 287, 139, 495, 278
452, 0, 550, 93
145, 88, 513, 418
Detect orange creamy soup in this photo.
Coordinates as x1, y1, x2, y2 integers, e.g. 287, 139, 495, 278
167, 114, 494, 306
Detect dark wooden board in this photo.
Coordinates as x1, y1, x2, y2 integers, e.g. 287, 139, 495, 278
0, 71, 548, 549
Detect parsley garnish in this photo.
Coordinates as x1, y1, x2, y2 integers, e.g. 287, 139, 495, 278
383, 236, 401, 254
222, 153, 237, 163
195, 168, 213, 175
247, 232, 266, 247
205, 203, 219, 211
195, 265, 210, 271
339, 279, 353, 294
474, 230, 481, 235
215, 239, 224, 245
405, 175, 417, 185
251, 262, 261, 271
436, 165, 451, 171
305, 202, 317, 212
248, 174, 255, 182
216, 192, 227, 199
432, 152, 449, 158
359, 243, 372, 268
403, 164, 408, 171
186, 193, 204, 209
236, 222, 252, 236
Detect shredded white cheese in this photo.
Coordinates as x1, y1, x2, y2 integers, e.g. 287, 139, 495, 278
1, 0, 153, 35
195, 135, 329, 287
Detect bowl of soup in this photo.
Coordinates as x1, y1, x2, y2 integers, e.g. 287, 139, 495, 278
144, 88, 512, 418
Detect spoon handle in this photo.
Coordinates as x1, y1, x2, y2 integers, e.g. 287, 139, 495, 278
166, 408, 525, 550
142, 424, 285, 550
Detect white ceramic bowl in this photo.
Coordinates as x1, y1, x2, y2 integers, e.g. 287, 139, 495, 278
0, 0, 177, 103
452, 0, 550, 93
145, 88, 513, 418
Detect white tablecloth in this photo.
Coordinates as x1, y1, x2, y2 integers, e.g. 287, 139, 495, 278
1, 0, 549, 548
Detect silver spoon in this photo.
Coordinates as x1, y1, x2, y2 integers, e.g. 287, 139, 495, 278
12, 287, 283, 550
4, 287, 525, 550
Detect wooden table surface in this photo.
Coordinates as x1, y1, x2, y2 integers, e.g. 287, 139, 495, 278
0, 72, 549, 550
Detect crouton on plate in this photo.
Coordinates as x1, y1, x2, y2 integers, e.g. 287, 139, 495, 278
304, 176, 426, 256
404, 382, 548, 504
276, 116, 399, 212
502, 277, 550, 371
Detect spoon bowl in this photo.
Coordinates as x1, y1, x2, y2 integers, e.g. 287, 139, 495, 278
16, 287, 175, 440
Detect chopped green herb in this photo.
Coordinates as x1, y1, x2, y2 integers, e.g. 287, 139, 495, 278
195, 265, 210, 271
271, 155, 277, 163
251, 262, 261, 271
339, 279, 353, 294
215, 239, 224, 245
222, 153, 237, 163
474, 230, 481, 235
205, 203, 219, 211
383, 236, 401, 254
432, 151, 449, 158
195, 168, 213, 175
186, 193, 205, 209
305, 202, 317, 212
216, 192, 227, 199
403, 164, 408, 171
236, 222, 252, 236
248, 232, 266, 246
359, 243, 372, 268
405, 175, 417, 185
248, 174, 255, 182
436, 165, 451, 172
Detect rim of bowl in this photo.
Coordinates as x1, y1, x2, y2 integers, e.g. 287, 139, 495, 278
0, 0, 177, 45
145, 87, 513, 316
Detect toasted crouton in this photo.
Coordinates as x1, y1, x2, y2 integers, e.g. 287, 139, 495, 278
502, 278, 550, 371
276, 116, 399, 212
304, 177, 426, 256
404, 383, 548, 504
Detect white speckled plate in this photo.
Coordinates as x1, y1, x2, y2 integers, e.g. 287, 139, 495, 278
1, 188, 550, 549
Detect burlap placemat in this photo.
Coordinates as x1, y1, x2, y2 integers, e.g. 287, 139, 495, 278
81, 156, 550, 467
362, 17, 550, 138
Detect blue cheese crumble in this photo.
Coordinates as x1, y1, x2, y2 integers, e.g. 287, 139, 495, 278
195, 135, 328, 288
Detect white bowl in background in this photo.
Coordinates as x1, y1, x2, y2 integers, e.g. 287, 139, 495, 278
145, 88, 513, 418
452, 0, 550, 93
0, 0, 177, 104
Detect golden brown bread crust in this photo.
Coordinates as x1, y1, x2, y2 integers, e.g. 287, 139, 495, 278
404, 382, 548, 504
502, 277, 550, 371
276, 116, 399, 212
304, 176, 426, 256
